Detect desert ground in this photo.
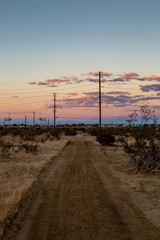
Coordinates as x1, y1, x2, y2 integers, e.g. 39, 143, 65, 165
1, 131, 160, 239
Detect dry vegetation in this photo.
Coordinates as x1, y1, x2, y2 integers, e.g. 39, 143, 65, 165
1, 114, 160, 236
0, 127, 72, 224
88, 105, 160, 173
101, 143, 160, 230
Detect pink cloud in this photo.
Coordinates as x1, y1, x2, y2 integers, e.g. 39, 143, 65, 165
38, 81, 49, 85
29, 76, 82, 87
145, 75, 160, 81
46, 79, 59, 83
46, 91, 160, 110
29, 82, 37, 85
86, 72, 112, 77
46, 79, 70, 83
61, 76, 82, 83
119, 72, 139, 79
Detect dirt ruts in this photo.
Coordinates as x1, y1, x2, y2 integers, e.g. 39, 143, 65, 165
3, 136, 160, 239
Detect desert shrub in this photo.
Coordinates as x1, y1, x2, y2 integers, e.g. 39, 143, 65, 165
0, 128, 10, 136
113, 126, 130, 137
77, 127, 86, 133
87, 127, 99, 136
87, 127, 116, 145
96, 130, 116, 146
21, 143, 40, 154
124, 105, 160, 173
49, 128, 62, 139
18, 127, 45, 141
63, 127, 77, 136
0, 139, 13, 157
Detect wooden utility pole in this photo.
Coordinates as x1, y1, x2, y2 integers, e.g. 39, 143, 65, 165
53, 93, 56, 127
33, 111, 35, 126
25, 115, 27, 126
99, 71, 101, 128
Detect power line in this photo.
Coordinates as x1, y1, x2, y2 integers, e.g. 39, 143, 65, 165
0, 80, 155, 100
0, 84, 141, 101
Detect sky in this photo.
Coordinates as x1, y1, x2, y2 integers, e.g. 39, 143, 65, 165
1, 0, 160, 125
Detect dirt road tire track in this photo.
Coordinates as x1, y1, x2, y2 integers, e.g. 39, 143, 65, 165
3, 137, 160, 240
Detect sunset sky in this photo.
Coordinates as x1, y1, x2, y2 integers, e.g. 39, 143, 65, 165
1, 0, 160, 124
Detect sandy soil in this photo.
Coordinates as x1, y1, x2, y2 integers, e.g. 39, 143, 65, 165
2, 134, 160, 240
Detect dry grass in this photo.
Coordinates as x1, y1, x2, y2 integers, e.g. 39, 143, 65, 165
102, 144, 160, 229
0, 135, 67, 222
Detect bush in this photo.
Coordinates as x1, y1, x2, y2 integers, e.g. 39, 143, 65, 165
21, 143, 40, 154
96, 130, 116, 146
124, 105, 160, 173
87, 127, 116, 145
87, 127, 100, 136
63, 127, 77, 136
0, 139, 13, 157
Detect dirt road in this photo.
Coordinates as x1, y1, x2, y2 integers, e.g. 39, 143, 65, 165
3, 135, 160, 240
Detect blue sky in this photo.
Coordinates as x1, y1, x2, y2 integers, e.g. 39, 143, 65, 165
1, 0, 160, 124
1, 0, 160, 77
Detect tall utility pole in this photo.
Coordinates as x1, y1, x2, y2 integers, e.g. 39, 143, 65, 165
25, 115, 27, 126
53, 93, 56, 127
99, 71, 101, 128
33, 111, 35, 126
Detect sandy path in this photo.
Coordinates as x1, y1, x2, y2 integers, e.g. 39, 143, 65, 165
3, 136, 160, 240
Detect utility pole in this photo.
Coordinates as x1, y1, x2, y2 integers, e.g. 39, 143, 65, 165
53, 93, 56, 127
33, 111, 35, 126
25, 115, 27, 126
99, 71, 101, 128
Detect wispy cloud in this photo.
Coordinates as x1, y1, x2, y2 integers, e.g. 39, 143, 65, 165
106, 91, 130, 95
140, 84, 160, 92
86, 72, 113, 77
138, 75, 160, 81
28, 75, 83, 87
29, 82, 36, 85
46, 79, 70, 84
38, 81, 49, 86
84, 78, 107, 83
108, 78, 126, 82
29, 73, 160, 89
119, 72, 139, 79
45, 92, 160, 110
108, 73, 160, 83
109, 72, 139, 83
